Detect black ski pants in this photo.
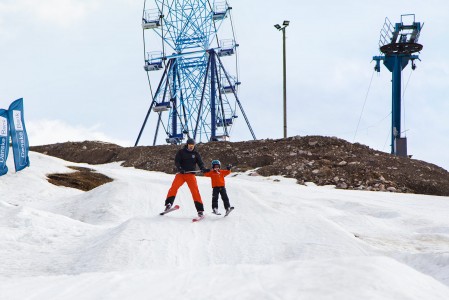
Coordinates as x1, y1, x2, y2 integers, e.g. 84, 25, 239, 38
212, 186, 230, 210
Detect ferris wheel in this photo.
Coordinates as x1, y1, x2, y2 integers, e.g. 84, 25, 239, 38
135, 0, 256, 146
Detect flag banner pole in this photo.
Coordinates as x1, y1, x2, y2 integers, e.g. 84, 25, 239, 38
8, 98, 30, 172
0, 109, 10, 176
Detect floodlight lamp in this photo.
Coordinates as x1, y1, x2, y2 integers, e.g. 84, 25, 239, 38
274, 24, 281, 30
283, 20, 290, 26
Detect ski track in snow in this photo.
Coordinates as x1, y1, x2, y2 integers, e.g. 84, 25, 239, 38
1, 152, 449, 299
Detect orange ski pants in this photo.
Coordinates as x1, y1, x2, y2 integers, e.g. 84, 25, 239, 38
165, 173, 203, 210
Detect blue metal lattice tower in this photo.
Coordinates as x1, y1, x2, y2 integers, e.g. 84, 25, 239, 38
372, 14, 423, 156
135, 0, 256, 146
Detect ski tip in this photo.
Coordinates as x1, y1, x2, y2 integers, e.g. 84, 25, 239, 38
192, 216, 205, 222
174, 205, 180, 209
159, 204, 180, 215
224, 207, 235, 217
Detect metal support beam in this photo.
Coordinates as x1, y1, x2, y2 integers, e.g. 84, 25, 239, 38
372, 13, 422, 157
282, 27, 287, 139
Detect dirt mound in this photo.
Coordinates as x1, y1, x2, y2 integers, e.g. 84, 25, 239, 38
31, 136, 449, 196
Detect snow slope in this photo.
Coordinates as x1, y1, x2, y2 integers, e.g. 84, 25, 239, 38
1, 152, 449, 299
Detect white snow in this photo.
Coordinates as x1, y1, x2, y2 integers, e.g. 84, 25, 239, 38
1, 151, 449, 299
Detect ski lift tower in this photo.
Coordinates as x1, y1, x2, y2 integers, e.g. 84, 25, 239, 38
372, 14, 423, 157
135, 0, 256, 146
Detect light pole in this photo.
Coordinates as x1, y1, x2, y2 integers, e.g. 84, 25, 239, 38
274, 20, 289, 139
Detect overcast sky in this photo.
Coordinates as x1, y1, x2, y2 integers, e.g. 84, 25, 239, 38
1, 0, 449, 170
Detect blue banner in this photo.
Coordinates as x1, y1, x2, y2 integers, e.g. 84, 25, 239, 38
0, 109, 10, 176
8, 98, 30, 172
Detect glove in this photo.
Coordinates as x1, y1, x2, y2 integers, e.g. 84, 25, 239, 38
226, 164, 232, 170
179, 169, 185, 174
201, 168, 210, 173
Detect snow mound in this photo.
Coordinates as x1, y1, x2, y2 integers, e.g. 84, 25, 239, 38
2, 257, 449, 300
1, 152, 449, 299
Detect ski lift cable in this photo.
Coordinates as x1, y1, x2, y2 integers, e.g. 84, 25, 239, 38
353, 69, 376, 143
402, 68, 413, 137
356, 111, 391, 135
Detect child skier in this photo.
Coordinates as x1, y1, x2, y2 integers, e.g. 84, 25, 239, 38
202, 160, 234, 216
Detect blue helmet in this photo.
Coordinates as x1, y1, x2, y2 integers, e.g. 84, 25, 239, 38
211, 160, 221, 168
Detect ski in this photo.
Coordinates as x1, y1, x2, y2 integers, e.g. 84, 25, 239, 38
192, 215, 205, 222
159, 205, 180, 215
224, 207, 234, 217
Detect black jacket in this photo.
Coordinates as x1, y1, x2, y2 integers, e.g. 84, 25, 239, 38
175, 146, 205, 172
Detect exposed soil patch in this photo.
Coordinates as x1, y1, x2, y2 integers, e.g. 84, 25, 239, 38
47, 166, 113, 191
31, 136, 449, 196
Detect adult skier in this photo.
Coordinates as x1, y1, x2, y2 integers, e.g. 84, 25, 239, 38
163, 138, 207, 218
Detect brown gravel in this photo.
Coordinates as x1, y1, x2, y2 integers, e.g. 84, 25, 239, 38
31, 136, 449, 196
